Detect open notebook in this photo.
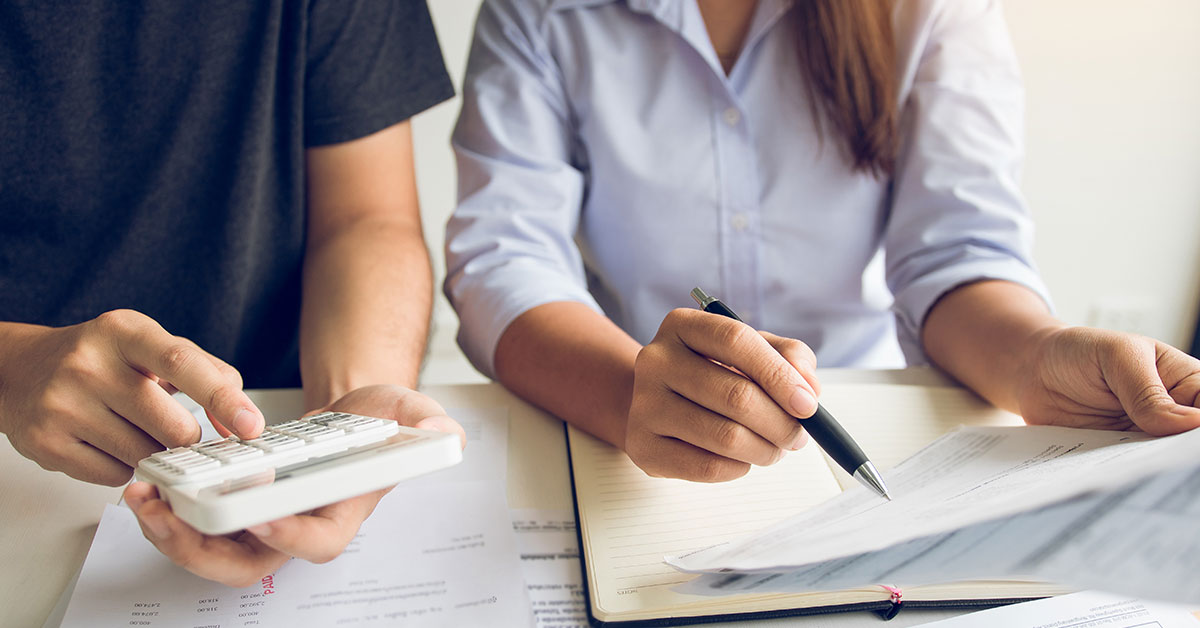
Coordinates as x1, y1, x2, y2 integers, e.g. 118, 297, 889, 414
565, 383, 1072, 626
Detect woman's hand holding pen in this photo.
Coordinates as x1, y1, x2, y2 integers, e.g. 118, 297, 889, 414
625, 308, 821, 482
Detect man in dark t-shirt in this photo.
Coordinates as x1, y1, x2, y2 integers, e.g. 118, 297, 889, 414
0, 1, 463, 584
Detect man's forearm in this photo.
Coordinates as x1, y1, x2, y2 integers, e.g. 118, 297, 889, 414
300, 219, 432, 410
494, 301, 640, 447
921, 279, 1064, 412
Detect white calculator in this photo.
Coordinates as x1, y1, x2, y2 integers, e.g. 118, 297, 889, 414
134, 412, 462, 535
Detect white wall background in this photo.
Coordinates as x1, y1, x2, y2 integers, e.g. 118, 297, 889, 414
414, 1, 1200, 385
1004, 1, 1200, 347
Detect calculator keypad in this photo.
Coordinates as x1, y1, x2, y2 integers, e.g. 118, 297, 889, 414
139, 412, 399, 487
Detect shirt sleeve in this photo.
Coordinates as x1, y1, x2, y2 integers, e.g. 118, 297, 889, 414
304, 0, 454, 146
885, 0, 1054, 365
444, 0, 601, 378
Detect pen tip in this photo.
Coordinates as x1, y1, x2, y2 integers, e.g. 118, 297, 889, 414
853, 462, 891, 501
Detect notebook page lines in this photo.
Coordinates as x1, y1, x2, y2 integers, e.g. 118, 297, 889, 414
571, 429, 842, 614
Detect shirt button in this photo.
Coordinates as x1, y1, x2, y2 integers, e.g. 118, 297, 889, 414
730, 212, 749, 232
722, 107, 740, 126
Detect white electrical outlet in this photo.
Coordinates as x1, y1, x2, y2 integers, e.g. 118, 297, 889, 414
1088, 301, 1152, 335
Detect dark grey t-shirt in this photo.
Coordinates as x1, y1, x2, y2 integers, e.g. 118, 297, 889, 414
0, 1, 453, 388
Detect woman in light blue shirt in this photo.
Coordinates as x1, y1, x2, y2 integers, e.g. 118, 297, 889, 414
445, 0, 1200, 480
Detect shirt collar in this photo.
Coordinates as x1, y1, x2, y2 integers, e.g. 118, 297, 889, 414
545, 0, 684, 39
547, 0, 795, 37
547, 0, 796, 80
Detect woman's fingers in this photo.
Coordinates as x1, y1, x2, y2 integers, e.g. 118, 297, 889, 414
1098, 336, 1200, 436
627, 310, 823, 479
653, 346, 805, 450
651, 392, 785, 466
627, 432, 753, 483
761, 330, 821, 397
628, 312, 816, 475
660, 309, 819, 419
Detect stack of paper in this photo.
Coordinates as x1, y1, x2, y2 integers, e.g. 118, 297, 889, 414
914, 591, 1200, 628
667, 424, 1200, 605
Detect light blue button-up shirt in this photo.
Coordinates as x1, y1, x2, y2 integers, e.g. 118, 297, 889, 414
445, 0, 1051, 377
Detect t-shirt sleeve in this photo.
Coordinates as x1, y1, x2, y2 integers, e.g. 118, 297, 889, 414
304, 0, 454, 146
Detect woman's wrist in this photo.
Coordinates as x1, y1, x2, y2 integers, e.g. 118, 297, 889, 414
924, 280, 1065, 413
1007, 320, 1071, 408
495, 301, 640, 448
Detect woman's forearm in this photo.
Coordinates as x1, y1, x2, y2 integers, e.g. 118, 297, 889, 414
921, 279, 1065, 412
493, 301, 641, 447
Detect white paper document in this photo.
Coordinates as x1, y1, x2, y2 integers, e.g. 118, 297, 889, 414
668, 424, 1200, 604
914, 590, 1200, 628
409, 407, 510, 485
512, 508, 587, 628
61, 481, 532, 627
58, 403, 525, 627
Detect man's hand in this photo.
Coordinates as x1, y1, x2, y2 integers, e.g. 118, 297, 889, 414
0, 310, 264, 486
1016, 326, 1200, 435
124, 384, 465, 587
625, 308, 820, 482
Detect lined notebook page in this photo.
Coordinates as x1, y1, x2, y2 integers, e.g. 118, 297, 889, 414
815, 384, 1026, 491
568, 426, 842, 617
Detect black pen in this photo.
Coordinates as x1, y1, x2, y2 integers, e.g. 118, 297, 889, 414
690, 287, 892, 501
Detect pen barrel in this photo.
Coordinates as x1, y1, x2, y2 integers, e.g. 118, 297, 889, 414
800, 404, 869, 475
703, 300, 743, 322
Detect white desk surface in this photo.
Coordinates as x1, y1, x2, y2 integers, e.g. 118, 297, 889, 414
2, 368, 975, 628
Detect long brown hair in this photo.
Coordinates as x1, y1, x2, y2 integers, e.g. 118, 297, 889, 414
792, 0, 897, 177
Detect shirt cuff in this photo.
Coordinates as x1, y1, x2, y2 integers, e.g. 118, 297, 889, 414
448, 261, 603, 379
891, 256, 1054, 366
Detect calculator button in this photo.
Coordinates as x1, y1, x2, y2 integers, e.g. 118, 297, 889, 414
211, 446, 264, 463
174, 454, 218, 467
329, 416, 383, 432
273, 423, 343, 442
301, 426, 343, 442
193, 440, 241, 454
174, 458, 222, 476
150, 447, 193, 461
305, 413, 342, 426
153, 453, 202, 467
243, 433, 305, 452
165, 451, 213, 465
141, 458, 179, 477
